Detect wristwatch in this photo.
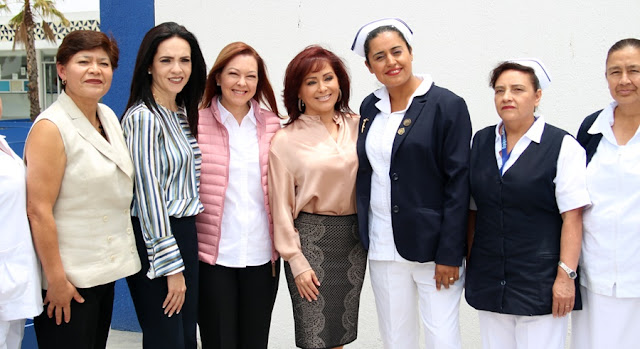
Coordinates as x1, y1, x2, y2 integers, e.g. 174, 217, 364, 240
558, 261, 577, 280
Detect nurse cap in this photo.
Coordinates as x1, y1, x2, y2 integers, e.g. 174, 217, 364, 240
509, 58, 552, 90
351, 18, 413, 58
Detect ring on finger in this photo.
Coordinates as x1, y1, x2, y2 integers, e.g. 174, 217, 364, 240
449, 277, 455, 281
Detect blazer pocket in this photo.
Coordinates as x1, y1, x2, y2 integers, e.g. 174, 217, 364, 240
0, 242, 31, 304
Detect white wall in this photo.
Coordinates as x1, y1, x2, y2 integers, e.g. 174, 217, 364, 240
157, 0, 640, 135
155, 1, 640, 348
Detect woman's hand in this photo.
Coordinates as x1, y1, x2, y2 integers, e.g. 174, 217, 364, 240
552, 272, 575, 317
44, 278, 85, 325
294, 269, 320, 302
163, 272, 186, 317
434, 264, 460, 290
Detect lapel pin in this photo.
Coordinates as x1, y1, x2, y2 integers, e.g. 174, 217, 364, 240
361, 118, 369, 133
403, 119, 411, 127
397, 127, 405, 135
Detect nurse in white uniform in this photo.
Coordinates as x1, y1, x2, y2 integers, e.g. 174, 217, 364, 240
0, 98, 43, 349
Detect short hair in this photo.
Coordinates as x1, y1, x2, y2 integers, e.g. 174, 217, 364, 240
282, 45, 353, 124
124, 22, 207, 136
606, 38, 640, 64
201, 42, 279, 115
489, 61, 540, 91
363, 25, 412, 64
56, 30, 119, 90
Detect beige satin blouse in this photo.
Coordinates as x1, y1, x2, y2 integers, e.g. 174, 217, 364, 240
268, 113, 359, 277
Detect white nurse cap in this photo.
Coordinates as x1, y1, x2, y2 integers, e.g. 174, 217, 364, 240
510, 58, 552, 90
351, 18, 413, 58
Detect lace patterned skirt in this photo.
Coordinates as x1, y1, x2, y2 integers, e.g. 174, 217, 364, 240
284, 212, 367, 349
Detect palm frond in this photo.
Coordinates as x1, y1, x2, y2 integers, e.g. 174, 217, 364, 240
12, 23, 28, 49
9, 12, 25, 28
41, 20, 55, 42
33, 0, 69, 25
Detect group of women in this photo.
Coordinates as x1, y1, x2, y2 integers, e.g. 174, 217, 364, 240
0, 15, 638, 349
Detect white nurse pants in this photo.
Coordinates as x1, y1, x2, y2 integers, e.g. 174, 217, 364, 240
0, 319, 26, 349
369, 260, 464, 349
478, 311, 568, 349
571, 285, 640, 349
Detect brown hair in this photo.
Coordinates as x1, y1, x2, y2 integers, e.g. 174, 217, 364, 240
56, 30, 119, 90
489, 61, 540, 90
201, 42, 278, 115
283, 45, 353, 124
57, 30, 119, 68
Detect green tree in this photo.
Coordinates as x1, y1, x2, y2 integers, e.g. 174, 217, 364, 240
4, 0, 69, 120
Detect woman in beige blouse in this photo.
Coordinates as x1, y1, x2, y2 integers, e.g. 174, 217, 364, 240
268, 46, 366, 349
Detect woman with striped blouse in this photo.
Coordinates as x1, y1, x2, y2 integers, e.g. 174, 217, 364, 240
121, 22, 206, 349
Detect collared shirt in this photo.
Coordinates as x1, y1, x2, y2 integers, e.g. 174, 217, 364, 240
365, 74, 433, 262
122, 101, 204, 279
470, 116, 590, 214
216, 99, 271, 267
581, 101, 640, 297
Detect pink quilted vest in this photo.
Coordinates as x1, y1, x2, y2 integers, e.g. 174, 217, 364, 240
196, 98, 281, 265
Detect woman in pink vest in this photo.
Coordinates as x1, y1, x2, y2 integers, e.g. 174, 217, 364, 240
196, 42, 282, 349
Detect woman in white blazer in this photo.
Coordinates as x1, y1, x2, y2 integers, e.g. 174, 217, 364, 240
24, 30, 140, 349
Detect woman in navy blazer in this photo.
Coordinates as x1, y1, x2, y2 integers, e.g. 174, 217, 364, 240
351, 18, 471, 349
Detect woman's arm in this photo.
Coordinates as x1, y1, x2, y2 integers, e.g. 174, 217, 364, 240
25, 120, 84, 325
434, 96, 472, 290
268, 145, 319, 301
552, 135, 590, 317
122, 109, 185, 316
552, 208, 583, 317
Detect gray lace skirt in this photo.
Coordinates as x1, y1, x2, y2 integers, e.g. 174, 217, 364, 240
284, 212, 367, 349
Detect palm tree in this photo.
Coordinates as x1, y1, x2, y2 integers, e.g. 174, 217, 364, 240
6, 0, 69, 119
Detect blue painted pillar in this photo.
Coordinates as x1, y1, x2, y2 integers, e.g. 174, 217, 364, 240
100, 0, 155, 332
100, 0, 155, 117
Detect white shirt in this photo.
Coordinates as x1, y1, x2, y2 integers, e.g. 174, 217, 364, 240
580, 101, 640, 297
0, 135, 42, 321
216, 100, 271, 267
470, 116, 590, 214
365, 74, 433, 262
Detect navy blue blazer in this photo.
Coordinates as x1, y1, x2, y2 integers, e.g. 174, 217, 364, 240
356, 84, 472, 266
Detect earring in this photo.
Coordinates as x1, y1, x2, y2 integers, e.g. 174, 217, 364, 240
62, 80, 66, 85
337, 89, 342, 102
298, 99, 305, 113
147, 71, 151, 75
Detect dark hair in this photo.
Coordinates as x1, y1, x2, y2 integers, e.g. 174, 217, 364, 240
124, 22, 206, 136
201, 42, 279, 115
283, 45, 353, 124
607, 38, 640, 64
489, 61, 540, 90
56, 30, 119, 90
363, 25, 412, 64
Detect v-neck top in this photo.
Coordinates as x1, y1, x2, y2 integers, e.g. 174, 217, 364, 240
268, 113, 359, 277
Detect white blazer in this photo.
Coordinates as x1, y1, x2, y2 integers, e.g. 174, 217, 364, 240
27, 91, 141, 289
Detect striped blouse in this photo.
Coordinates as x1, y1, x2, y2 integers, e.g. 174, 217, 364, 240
122, 101, 204, 279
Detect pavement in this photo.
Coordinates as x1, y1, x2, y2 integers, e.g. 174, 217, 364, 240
105, 271, 478, 349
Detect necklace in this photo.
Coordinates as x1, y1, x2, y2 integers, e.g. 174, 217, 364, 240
153, 93, 177, 112
94, 114, 107, 139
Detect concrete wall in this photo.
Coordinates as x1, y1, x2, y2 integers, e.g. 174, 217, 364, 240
155, 0, 640, 135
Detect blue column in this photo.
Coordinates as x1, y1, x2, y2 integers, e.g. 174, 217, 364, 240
100, 0, 155, 332
100, 0, 155, 118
